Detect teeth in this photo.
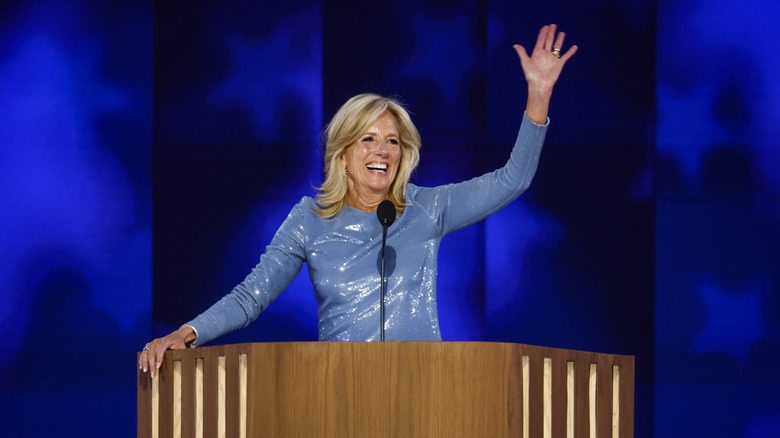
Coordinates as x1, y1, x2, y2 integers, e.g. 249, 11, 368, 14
366, 163, 388, 171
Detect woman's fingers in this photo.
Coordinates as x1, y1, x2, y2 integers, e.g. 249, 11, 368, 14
560, 44, 579, 62
138, 348, 148, 372
139, 339, 161, 377
553, 31, 566, 53
544, 24, 556, 51
140, 332, 190, 378
147, 341, 159, 377
139, 343, 154, 373
534, 25, 547, 52
514, 24, 577, 92
153, 343, 168, 376
513, 44, 529, 64
534, 24, 575, 60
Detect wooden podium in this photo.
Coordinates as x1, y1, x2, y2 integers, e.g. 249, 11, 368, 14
137, 342, 633, 437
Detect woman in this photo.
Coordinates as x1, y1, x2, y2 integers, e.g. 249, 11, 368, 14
140, 24, 576, 377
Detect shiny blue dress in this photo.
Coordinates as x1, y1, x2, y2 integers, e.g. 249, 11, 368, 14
186, 114, 548, 344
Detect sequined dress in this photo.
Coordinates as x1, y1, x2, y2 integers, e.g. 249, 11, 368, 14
186, 114, 548, 344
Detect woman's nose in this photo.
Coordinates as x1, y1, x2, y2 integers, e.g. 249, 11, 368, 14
374, 142, 389, 156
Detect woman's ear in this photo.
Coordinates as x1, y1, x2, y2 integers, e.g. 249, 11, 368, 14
339, 152, 346, 168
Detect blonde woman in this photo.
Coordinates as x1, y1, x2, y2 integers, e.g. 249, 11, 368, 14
140, 24, 576, 376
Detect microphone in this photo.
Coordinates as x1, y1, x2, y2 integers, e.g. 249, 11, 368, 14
376, 200, 395, 341
377, 200, 396, 227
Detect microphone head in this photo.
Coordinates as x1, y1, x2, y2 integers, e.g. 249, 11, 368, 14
377, 200, 396, 227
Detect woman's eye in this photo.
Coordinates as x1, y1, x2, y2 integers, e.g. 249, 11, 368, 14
361, 136, 374, 143
388, 139, 399, 145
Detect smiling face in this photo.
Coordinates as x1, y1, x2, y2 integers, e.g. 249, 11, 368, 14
341, 111, 402, 209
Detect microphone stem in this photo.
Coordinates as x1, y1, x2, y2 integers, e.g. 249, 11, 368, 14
380, 225, 387, 342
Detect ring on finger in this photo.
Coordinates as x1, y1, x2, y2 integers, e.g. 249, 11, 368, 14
552, 47, 562, 58
143, 345, 151, 352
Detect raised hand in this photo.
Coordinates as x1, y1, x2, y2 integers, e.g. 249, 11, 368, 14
514, 24, 577, 92
513, 24, 577, 124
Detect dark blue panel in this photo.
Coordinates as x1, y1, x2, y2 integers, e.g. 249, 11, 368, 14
153, 2, 323, 342
657, 0, 780, 435
0, 1, 152, 437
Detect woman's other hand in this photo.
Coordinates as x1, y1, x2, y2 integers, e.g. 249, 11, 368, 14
138, 325, 196, 378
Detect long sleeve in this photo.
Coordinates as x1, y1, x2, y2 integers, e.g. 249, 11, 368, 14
180, 113, 548, 345
413, 112, 548, 236
184, 199, 308, 346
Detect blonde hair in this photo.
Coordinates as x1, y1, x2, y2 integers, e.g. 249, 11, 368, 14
314, 94, 421, 218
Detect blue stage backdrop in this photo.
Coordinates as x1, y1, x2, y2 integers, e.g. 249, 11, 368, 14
0, 0, 152, 436
655, 0, 780, 436
152, 0, 655, 434
1, 0, 778, 437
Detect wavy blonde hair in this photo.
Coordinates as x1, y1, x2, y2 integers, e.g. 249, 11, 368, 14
314, 94, 421, 218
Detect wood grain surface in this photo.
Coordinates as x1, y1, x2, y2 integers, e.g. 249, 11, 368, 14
137, 342, 635, 438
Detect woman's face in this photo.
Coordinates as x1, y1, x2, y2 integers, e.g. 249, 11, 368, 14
341, 111, 402, 200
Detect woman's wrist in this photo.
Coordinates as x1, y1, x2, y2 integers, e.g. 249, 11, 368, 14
179, 324, 198, 348
526, 94, 551, 125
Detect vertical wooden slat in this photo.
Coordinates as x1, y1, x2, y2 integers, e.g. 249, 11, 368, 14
612, 365, 620, 438
173, 360, 182, 438
218, 355, 226, 438
507, 347, 524, 435
552, 350, 568, 438
522, 355, 530, 438
151, 372, 159, 438
180, 355, 196, 438
529, 354, 544, 437
203, 353, 218, 437
543, 358, 552, 438
619, 358, 635, 438
597, 360, 613, 437
574, 359, 590, 438
239, 353, 248, 438
159, 360, 175, 438
589, 364, 597, 438
567, 361, 575, 438
224, 352, 239, 438
137, 364, 151, 438
195, 357, 204, 438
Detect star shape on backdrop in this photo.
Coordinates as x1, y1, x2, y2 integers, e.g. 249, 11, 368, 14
657, 0, 780, 192
483, 201, 566, 314
692, 276, 767, 366
656, 81, 729, 183
209, 9, 322, 142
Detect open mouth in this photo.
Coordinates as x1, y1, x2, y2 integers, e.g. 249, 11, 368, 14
366, 163, 388, 174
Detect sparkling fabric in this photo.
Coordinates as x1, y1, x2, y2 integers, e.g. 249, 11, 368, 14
186, 113, 548, 344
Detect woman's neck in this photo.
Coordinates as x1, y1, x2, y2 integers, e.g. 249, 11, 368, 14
346, 190, 386, 212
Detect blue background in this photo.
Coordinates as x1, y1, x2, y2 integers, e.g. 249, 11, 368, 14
1, 0, 777, 436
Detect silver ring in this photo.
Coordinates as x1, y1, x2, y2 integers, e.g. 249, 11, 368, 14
143, 345, 151, 352
552, 47, 562, 58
